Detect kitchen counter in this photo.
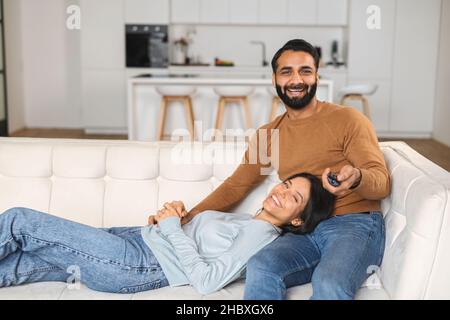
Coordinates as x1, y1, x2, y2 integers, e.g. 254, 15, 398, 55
128, 74, 334, 141
127, 65, 347, 76
130, 73, 334, 87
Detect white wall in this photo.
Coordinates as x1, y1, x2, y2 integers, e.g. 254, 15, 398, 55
4, 0, 26, 134
6, 0, 82, 130
433, 0, 450, 147
171, 24, 346, 67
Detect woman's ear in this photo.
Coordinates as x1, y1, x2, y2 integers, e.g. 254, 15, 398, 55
291, 218, 303, 227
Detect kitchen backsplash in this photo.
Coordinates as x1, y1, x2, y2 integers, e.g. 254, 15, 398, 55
170, 24, 347, 67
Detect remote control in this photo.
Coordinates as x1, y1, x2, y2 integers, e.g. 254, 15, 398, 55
327, 172, 341, 187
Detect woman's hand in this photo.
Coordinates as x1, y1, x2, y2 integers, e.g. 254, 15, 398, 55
154, 205, 180, 224
147, 201, 187, 225
166, 201, 188, 218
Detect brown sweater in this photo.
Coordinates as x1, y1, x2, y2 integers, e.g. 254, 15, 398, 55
189, 101, 391, 217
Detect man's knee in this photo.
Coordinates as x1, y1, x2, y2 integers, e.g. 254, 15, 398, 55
248, 250, 273, 271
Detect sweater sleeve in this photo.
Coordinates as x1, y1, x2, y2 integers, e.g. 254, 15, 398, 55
341, 109, 391, 200
158, 216, 278, 295
188, 125, 275, 217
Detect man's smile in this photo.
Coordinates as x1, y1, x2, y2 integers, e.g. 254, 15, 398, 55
284, 85, 308, 98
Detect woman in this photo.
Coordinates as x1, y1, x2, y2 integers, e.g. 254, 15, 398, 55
0, 172, 334, 295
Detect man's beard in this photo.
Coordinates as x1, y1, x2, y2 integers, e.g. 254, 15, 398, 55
275, 82, 317, 110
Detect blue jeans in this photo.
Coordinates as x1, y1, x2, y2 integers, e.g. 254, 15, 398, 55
0, 207, 169, 293
244, 211, 386, 300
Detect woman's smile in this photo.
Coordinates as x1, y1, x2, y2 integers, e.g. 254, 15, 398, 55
270, 194, 282, 208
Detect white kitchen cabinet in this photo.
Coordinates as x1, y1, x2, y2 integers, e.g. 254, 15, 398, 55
347, 0, 395, 134
80, 0, 127, 132
124, 0, 170, 24
200, 0, 229, 24
229, 0, 258, 24
287, 0, 317, 25
347, 0, 396, 80
80, 0, 125, 69
347, 0, 441, 136
317, 0, 348, 25
171, 0, 200, 23
258, 0, 288, 24
390, 0, 441, 134
82, 69, 126, 131
171, 0, 347, 26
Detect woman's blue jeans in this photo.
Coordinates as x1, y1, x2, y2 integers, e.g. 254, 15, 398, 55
244, 211, 386, 300
0, 207, 169, 293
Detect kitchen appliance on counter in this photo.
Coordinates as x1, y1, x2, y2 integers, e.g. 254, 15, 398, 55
126, 24, 169, 68
326, 40, 345, 67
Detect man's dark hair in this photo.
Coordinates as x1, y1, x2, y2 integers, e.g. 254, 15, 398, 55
281, 172, 335, 235
271, 39, 320, 73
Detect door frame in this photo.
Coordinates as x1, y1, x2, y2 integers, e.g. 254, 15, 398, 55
0, 0, 8, 137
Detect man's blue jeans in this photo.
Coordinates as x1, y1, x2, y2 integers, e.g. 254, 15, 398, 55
244, 211, 386, 300
0, 207, 169, 293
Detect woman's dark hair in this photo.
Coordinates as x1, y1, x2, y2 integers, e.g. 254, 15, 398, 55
271, 39, 320, 73
281, 172, 335, 235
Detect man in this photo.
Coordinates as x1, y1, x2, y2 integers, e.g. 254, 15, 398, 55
150, 39, 390, 300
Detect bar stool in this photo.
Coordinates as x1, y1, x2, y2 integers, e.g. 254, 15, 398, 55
339, 84, 378, 121
155, 86, 196, 141
213, 86, 254, 139
267, 86, 283, 121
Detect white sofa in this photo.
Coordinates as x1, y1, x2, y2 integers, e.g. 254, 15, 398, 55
0, 137, 449, 300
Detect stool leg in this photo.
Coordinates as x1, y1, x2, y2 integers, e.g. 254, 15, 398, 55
184, 97, 195, 141
340, 95, 349, 106
214, 97, 226, 140
242, 97, 253, 130
361, 96, 372, 121
157, 97, 168, 141
270, 96, 281, 121
341, 94, 372, 121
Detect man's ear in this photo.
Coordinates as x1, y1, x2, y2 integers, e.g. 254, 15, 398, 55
272, 73, 276, 87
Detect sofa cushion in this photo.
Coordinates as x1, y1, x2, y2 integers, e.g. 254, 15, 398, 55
103, 178, 159, 227
0, 177, 51, 213
0, 143, 52, 178
106, 146, 159, 180
160, 144, 214, 181
53, 146, 107, 179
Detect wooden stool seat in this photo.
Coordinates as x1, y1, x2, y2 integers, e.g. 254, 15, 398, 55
339, 84, 378, 120
213, 87, 255, 140
155, 86, 196, 141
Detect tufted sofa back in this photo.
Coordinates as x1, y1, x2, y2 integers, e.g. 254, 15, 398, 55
0, 138, 278, 226
0, 138, 449, 299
